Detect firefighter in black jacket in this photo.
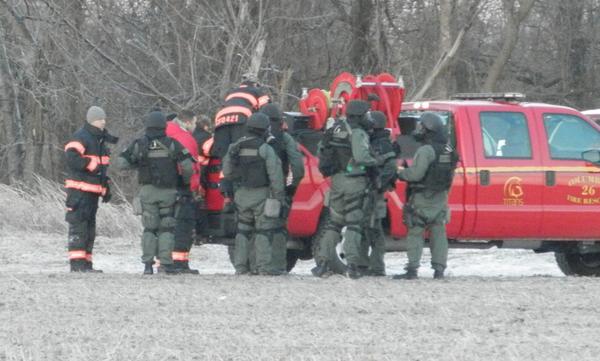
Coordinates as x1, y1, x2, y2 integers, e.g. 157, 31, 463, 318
64, 106, 117, 272
212, 73, 271, 204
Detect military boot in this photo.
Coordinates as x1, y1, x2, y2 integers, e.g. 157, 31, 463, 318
173, 261, 200, 275
358, 265, 370, 276
433, 269, 445, 279
70, 260, 87, 272
158, 264, 179, 275
347, 264, 363, 279
393, 268, 418, 280
311, 261, 330, 278
85, 261, 103, 273
143, 262, 154, 275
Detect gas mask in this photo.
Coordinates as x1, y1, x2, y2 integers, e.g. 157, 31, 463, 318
412, 122, 427, 142
357, 111, 374, 131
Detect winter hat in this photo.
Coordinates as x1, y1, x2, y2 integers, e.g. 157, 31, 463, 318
146, 111, 167, 129
86, 106, 106, 124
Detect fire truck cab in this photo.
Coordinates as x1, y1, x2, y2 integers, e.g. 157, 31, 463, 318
204, 72, 600, 276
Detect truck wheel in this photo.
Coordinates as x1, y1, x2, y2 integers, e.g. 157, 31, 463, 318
311, 212, 347, 275
555, 251, 600, 276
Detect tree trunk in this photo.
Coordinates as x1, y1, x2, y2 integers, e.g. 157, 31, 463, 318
482, 0, 536, 92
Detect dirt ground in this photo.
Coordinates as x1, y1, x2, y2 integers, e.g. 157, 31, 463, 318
1, 232, 599, 361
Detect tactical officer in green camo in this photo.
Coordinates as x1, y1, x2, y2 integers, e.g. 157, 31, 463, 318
222, 112, 285, 275
260, 103, 305, 274
312, 100, 378, 279
359, 111, 398, 276
117, 111, 194, 275
393, 112, 457, 280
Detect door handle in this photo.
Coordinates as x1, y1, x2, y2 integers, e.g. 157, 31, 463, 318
480, 170, 490, 186
546, 170, 556, 186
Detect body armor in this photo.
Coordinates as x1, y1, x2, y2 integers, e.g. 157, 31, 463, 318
236, 137, 269, 188
136, 136, 180, 188
370, 129, 397, 188
268, 134, 290, 177
318, 118, 353, 176
412, 143, 457, 193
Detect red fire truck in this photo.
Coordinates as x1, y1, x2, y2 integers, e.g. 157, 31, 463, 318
204, 73, 600, 276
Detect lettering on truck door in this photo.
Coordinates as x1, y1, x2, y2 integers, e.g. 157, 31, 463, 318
469, 108, 544, 239
535, 110, 600, 239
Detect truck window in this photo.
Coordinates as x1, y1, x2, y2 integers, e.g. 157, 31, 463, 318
480, 112, 531, 158
543, 113, 600, 160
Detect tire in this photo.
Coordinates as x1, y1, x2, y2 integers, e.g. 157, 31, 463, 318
555, 251, 600, 276
311, 211, 347, 275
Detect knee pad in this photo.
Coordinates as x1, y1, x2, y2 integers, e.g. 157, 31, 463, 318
159, 216, 176, 232
142, 212, 160, 231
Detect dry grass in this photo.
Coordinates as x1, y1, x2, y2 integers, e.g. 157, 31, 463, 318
1, 273, 599, 361
0, 176, 140, 239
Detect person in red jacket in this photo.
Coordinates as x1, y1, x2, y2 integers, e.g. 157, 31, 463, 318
64, 106, 118, 272
165, 109, 202, 274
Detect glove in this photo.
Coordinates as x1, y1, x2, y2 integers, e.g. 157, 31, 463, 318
102, 184, 112, 203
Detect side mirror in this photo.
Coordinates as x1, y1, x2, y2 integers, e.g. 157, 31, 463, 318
582, 150, 600, 164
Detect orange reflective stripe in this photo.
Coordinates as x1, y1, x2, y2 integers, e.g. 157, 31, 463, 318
65, 179, 107, 195
84, 155, 110, 171
85, 156, 99, 172
85, 253, 93, 262
172, 252, 189, 261
69, 250, 87, 260
257, 95, 270, 107
198, 155, 209, 166
201, 138, 214, 156
215, 106, 253, 120
64, 141, 86, 154
226, 92, 259, 109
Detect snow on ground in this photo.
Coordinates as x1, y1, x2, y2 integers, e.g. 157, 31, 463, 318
1, 232, 598, 361
0, 232, 563, 277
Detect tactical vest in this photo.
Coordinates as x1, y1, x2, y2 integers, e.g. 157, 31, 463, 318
136, 136, 180, 188
318, 119, 352, 176
371, 130, 398, 188
237, 137, 269, 188
269, 134, 290, 177
414, 143, 458, 192
370, 130, 396, 160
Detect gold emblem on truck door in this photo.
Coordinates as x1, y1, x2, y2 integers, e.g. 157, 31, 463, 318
503, 177, 524, 206
566, 176, 600, 205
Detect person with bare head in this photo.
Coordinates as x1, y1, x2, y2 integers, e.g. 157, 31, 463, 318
165, 109, 202, 274
64, 105, 118, 272
192, 113, 213, 245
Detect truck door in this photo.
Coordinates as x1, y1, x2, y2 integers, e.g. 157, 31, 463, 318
533, 111, 600, 239
468, 108, 544, 239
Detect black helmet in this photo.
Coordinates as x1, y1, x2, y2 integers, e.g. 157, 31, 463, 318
346, 100, 370, 116
260, 103, 283, 121
419, 112, 445, 133
146, 111, 166, 129
371, 111, 386, 129
246, 112, 270, 130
